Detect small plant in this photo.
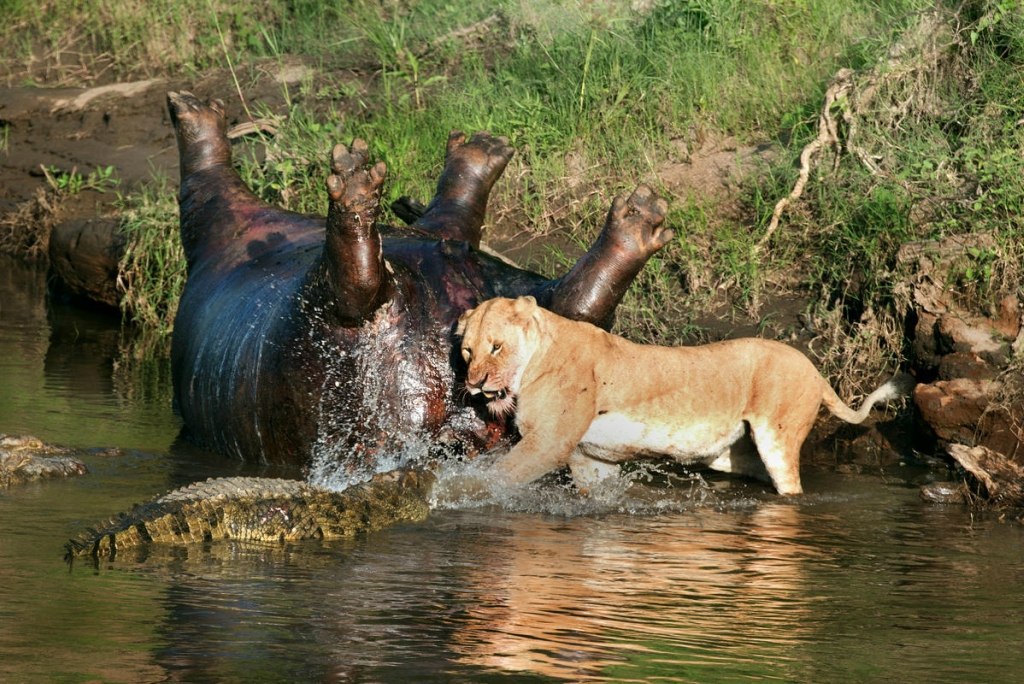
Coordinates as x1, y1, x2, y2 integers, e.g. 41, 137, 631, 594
950, 243, 1000, 304
41, 164, 118, 195
115, 177, 185, 337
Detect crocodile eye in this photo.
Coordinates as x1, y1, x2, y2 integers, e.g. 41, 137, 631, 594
490, 343, 502, 355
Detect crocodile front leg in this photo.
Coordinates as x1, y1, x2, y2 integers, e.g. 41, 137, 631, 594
317, 139, 394, 325
410, 130, 514, 247
541, 184, 673, 328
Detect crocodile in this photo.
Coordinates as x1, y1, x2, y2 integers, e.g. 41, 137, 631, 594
65, 468, 435, 561
1, 434, 90, 488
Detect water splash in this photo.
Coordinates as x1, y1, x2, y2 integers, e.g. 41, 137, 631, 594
306, 302, 439, 490
430, 456, 767, 518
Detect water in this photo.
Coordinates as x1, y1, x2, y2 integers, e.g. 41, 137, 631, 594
2, 254, 1024, 683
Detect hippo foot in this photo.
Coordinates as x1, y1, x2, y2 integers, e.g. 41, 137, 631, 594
327, 139, 387, 217
539, 184, 672, 327
166, 92, 231, 173
413, 131, 514, 244
600, 184, 674, 264
442, 130, 515, 194
320, 139, 393, 323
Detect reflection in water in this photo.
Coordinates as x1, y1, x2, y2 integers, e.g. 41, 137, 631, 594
3, 254, 1024, 682
44, 298, 119, 399
76, 496, 1023, 683
448, 503, 816, 680
0, 255, 179, 452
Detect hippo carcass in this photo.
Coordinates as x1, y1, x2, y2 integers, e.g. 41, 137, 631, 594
167, 92, 673, 479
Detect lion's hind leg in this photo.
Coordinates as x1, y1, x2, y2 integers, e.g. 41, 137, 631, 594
746, 422, 804, 496
706, 430, 770, 482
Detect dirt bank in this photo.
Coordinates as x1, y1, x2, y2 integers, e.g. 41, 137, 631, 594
0, 64, 322, 303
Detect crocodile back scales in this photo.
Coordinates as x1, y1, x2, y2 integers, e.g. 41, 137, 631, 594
65, 470, 435, 561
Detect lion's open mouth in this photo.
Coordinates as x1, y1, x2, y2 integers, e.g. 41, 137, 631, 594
481, 389, 508, 400
473, 386, 515, 417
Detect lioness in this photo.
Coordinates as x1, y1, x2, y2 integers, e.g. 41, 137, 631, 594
456, 296, 910, 495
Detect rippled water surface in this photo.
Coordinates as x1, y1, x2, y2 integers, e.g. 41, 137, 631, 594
2, 255, 1023, 683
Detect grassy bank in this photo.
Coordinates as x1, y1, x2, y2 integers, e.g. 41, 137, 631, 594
3, 0, 1021, 392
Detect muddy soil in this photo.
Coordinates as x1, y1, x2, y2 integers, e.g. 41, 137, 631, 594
0, 63, 341, 213
0, 63, 341, 304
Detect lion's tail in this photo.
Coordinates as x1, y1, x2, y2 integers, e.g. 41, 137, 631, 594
820, 372, 915, 425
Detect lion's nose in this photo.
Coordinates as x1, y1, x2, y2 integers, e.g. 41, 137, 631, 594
466, 372, 488, 394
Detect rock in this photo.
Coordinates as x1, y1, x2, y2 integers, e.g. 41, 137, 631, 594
937, 351, 997, 381
48, 214, 124, 307
935, 312, 1012, 367
910, 310, 942, 372
919, 480, 969, 504
913, 379, 1021, 457
993, 294, 1021, 340
902, 235, 1023, 463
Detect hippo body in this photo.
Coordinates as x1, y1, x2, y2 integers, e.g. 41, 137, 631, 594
168, 93, 672, 476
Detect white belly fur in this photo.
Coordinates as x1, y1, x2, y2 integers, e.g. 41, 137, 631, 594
578, 411, 746, 464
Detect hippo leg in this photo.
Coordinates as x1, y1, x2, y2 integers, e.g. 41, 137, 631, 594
168, 91, 322, 272
541, 184, 674, 328
168, 91, 232, 176
317, 140, 393, 325
410, 131, 514, 247
168, 92, 269, 265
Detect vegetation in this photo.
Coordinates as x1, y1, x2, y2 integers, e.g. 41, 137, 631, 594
41, 164, 118, 195
116, 177, 185, 338
2, 0, 1021, 393
753, 0, 1024, 391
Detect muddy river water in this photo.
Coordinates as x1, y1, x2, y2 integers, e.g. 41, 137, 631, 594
1, 254, 1023, 682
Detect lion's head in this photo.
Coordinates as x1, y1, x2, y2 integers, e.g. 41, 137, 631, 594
455, 296, 544, 416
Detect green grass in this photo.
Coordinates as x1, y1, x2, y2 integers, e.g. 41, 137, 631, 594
742, 0, 1024, 389
115, 176, 185, 338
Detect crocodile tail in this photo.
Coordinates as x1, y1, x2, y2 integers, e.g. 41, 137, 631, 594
820, 372, 914, 425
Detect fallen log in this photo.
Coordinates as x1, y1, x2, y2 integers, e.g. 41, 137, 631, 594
946, 443, 1024, 506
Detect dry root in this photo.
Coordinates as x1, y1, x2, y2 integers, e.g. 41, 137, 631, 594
759, 10, 965, 252
0, 187, 58, 263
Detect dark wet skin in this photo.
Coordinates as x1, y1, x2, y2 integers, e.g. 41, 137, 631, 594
167, 91, 673, 470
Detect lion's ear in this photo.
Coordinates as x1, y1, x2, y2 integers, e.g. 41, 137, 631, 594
512, 296, 545, 333
514, 295, 538, 312
455, 308, 474, 337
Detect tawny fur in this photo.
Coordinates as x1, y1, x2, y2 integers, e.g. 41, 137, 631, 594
456, 296, 909, 495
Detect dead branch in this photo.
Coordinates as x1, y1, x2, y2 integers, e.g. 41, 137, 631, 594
947, 443, 1024, 506
758, 70, 853, 250
227, 119, 279, 139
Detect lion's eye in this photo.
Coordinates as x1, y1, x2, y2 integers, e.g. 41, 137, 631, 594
490, 343, 502, 355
